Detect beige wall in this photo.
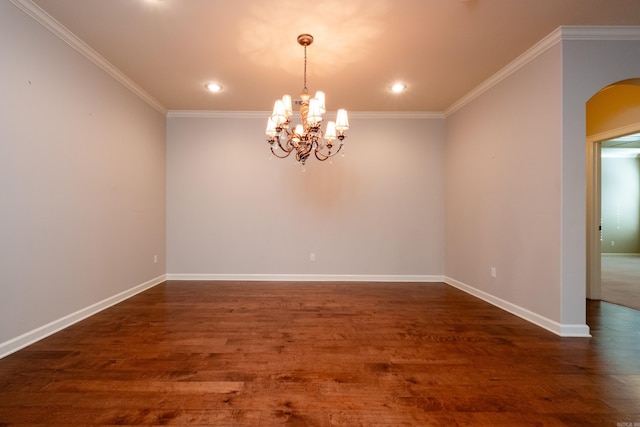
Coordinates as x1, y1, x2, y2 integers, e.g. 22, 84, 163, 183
0, 1, 166, 355
601, 157, 640, 253
166, 114, 445, 279
445, 44, 563, 324
445, 34, 640, 335
561, 37, 640, 327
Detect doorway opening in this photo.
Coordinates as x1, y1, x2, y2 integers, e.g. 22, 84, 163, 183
586, 78, 640, 311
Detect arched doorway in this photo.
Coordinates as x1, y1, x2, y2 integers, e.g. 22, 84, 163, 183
586, 78, 640, 310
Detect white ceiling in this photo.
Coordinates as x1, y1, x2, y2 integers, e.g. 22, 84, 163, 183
25, 0, 640, 112
602, 133, 640, 157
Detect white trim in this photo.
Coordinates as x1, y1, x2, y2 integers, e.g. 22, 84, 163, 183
444, 276, 591, 337
0, 273, 591, 358
166, 110, 445, 119
167, 111, 270, 119
340, 111, 445, 119
561, 26, 640, 41
9, 0, 167, 115
445, 28, 563, 116
166, 273, 444, 282
445, 26, 640, 117
588, 122, 640, 145
0, 275, 166, 359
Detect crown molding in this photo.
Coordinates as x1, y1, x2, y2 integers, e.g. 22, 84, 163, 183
561, 25, 640, 40
445, 27, 563, 116
167, 110, 445, 119
15, 3, 638, 122
9, 0, 167, 116
445, 26, 640, 117
349, 111, 445, 119
167, 110, 269, 119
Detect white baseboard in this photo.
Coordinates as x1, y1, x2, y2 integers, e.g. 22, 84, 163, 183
1, 273, 589, 360
444, 276, 591, 337
0, 274, 166, 359
166, 273, 445, 282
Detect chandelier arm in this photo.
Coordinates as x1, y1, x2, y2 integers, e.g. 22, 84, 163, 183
275, 131, 297, 153
276, 138, 293, 153
271, 145, 293, 159
314, 143, 345, 161
296, 140, 313, 162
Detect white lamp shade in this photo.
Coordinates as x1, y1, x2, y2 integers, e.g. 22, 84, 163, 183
265, 117, 278, 137
282, 95, 293, 117
272, 100, 286, 124
335, 109, 349, 131
314, 91, 326, 114
325, 121, 336, 141
308, 98, 322, 124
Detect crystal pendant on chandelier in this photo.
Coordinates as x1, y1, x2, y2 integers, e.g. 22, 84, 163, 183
265, 34, 349, 165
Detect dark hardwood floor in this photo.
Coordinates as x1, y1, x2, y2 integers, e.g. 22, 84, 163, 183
0, 281, 639, 426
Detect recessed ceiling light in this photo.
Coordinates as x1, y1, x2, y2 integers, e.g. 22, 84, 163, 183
206, 83, 223, 93
390, 82, 406, 93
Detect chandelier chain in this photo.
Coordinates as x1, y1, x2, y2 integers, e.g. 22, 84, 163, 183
303, 45, 308, 94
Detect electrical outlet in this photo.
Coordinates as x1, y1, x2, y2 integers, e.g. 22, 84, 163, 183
310, 253, 316, 262
490, 267, 497, 278
611, 241, 615, 247
154, 254, 158, 264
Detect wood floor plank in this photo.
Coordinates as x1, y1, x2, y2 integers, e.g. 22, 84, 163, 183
0, 281, 639, 425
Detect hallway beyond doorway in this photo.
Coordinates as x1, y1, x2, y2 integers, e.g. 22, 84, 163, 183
601, 254, 640, 311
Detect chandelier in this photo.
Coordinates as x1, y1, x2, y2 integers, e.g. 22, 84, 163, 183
265, 34, 349, 165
